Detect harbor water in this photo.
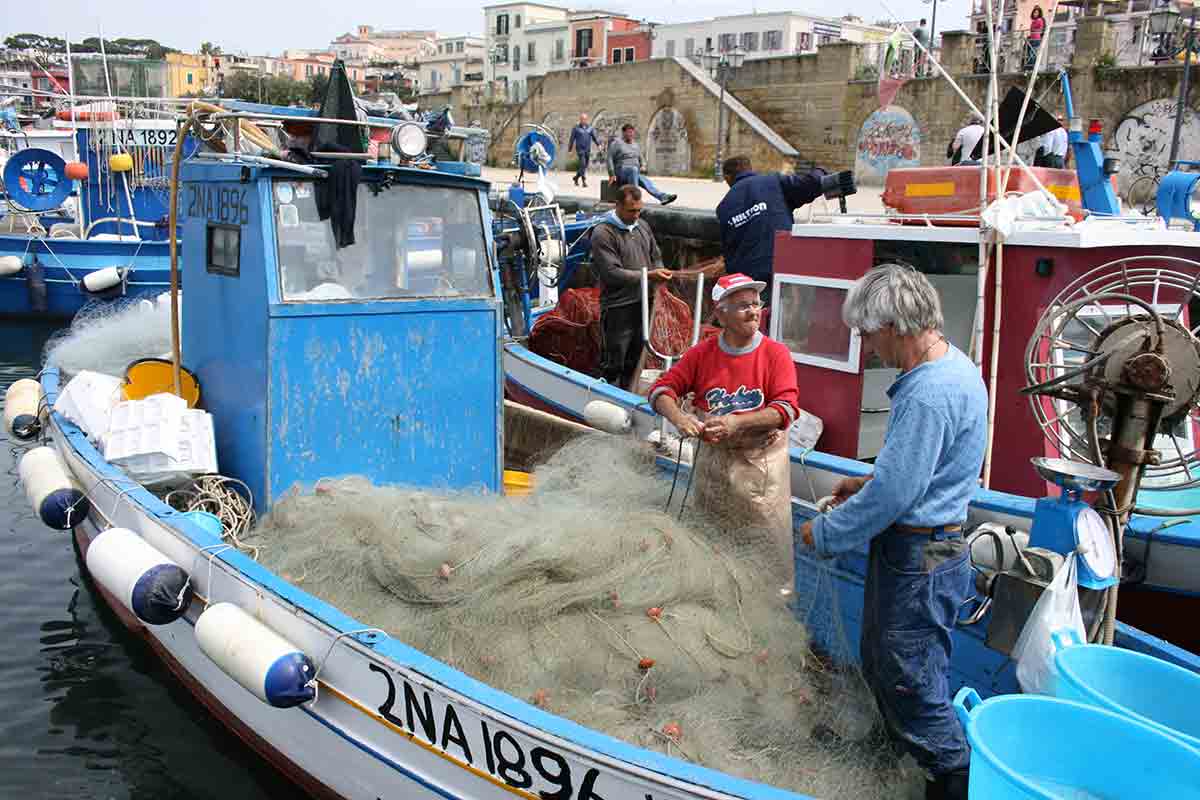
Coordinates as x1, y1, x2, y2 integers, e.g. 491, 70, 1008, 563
0, 320, 302, 800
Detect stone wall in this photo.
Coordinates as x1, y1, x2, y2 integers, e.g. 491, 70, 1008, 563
418, 20, 1200, 184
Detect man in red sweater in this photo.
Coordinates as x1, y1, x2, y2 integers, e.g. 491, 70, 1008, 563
649, 273, 801, 583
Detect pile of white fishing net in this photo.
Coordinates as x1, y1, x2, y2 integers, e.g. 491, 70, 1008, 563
249, 436, 924, 798
43, 296, 172, 377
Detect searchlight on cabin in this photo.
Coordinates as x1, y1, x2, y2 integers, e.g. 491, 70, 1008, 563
391, 122, 428, 159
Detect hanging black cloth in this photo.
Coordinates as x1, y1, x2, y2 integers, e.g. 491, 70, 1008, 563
311, 61, 365, 249
314, 144, 361, 249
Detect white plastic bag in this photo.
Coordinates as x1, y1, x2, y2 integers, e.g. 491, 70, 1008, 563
1012, 553, 1087, 694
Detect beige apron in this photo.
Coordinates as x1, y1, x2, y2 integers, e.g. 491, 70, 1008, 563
692, 429, 794, 587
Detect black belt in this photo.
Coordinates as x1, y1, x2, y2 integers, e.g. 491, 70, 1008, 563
895, 523, 964, 536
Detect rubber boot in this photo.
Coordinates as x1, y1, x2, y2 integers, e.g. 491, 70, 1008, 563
925, 768, 969, 800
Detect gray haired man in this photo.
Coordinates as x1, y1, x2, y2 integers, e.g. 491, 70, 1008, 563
799, 264, 987, 800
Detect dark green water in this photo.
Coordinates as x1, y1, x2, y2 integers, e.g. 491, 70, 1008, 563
0, 320, 302, 800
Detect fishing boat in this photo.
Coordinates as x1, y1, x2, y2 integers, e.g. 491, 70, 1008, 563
500, 79, 1200, 630
12, 81, 1200, 798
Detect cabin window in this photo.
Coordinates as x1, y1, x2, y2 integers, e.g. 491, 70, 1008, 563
274, 180, 491, 302
207, 224, 241, 277
770, 275, 860, 373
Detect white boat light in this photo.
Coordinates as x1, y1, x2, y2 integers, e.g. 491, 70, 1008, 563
391, 123, 427, 159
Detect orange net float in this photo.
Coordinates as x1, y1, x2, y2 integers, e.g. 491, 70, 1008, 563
64, 161, 89, 181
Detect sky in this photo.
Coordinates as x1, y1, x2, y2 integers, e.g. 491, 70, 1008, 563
4, 0, 973, 56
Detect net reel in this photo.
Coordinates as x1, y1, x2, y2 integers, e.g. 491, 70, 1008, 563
494, 198, 568, 337
1023, 256, 1200, 503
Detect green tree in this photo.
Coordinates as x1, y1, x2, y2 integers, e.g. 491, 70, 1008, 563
307, 74, 330, 106
199, 42, 222, 56
4, 33, 66, 53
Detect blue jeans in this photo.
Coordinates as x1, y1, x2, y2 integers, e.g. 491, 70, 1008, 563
616, 166, 667, 202
575, 150, 591, 180
861, 526, 972, 776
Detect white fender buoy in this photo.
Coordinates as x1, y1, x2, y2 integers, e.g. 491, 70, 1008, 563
19, 446, 89, 529
0, 255, 23, 276
584, 399, 632, 434
5, 378, 43, 439
82, 266, 123, 293
195, 603, 315, 708
86, 528, 194, 624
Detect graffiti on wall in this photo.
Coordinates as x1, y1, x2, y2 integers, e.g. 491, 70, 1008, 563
589, 110, 639, 174
644, 107, 691, 175
853, 106, 921, 185
1111, 98, 1200, 197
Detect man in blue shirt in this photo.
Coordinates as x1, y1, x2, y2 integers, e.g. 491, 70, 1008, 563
567, 113, 601, 188
799, 264, 986, 800
716, 156, 854, 300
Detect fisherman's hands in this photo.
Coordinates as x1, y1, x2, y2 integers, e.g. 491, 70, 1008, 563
672, 413, 705, 439
702, 414, 740, 443
819, 170, 857, 200
649, 268, 674, 282
830, 474, 872, 505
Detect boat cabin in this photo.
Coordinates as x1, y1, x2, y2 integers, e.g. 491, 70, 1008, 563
773, 221, 1200, 500
179, 158, 503, 514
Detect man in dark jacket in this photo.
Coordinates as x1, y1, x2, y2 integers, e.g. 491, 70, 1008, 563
590, 184, 673, 388
716, 156, 854, 299
568, 113, 601, 187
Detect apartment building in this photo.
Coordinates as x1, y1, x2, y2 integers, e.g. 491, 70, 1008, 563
650, 11, 889, 61
418, 36, 486, 93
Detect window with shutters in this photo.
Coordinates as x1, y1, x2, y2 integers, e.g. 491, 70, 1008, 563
611, 48, 622, 63
741, 32, 759, 51
765, 30, 783, 50
718, 33, 736, 52
666, 39, 676, 57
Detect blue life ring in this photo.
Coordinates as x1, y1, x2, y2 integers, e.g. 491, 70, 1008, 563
4, 148, 71, 212
516, 129, 557, 173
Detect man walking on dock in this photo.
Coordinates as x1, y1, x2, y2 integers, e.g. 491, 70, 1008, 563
799, 264, 985, 800
568, 113, 601, 187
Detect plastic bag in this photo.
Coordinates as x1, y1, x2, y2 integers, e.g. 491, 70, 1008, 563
1012, 553, 1087, 694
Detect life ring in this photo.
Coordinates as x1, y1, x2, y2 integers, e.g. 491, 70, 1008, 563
3, 148, 71, 211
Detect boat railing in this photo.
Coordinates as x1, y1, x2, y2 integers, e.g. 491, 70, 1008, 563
190, 151, 328, 178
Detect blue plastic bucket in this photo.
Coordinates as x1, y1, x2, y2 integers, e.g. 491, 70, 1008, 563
1052, 628, 1200, 750
954, 687, 1200, 799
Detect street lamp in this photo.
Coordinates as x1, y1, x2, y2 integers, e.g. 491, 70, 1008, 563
701, 44, 745, 182
1150, 0, 1182, 61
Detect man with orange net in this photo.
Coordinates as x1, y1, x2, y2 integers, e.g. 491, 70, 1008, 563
648, 274, 801, 584
590, 184, 673, 388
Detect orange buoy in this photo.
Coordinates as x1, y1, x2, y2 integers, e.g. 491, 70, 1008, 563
638, 657, 656, 670
662, 722, 682, 741
64, 161, 89, 181
646, 606, 663, 620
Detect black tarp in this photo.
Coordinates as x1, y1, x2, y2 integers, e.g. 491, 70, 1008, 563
969, 86, 1061, 161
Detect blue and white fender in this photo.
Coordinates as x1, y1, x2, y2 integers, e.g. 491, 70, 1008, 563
194, 602, 316, 708
19, 446, 89, 529
4, 378, 43, 440
85, 527, 194, 624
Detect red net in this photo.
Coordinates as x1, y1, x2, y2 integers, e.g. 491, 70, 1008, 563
528, 288, 603, 376
644, 284, 693, 370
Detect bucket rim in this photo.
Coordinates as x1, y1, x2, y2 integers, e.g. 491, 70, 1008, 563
1054, 645, 1200, 747
959, 693, 1200, 797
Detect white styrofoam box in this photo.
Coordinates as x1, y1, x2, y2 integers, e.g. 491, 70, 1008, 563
104, 393, 216, 486
53, 371, 125, 443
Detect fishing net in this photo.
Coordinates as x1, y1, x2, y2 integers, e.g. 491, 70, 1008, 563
249, 436, 924, 798
43, 295, 172, 378
528, 287, 602, 375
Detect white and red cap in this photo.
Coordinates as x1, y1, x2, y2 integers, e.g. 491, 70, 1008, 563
712, 273, 766, 303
